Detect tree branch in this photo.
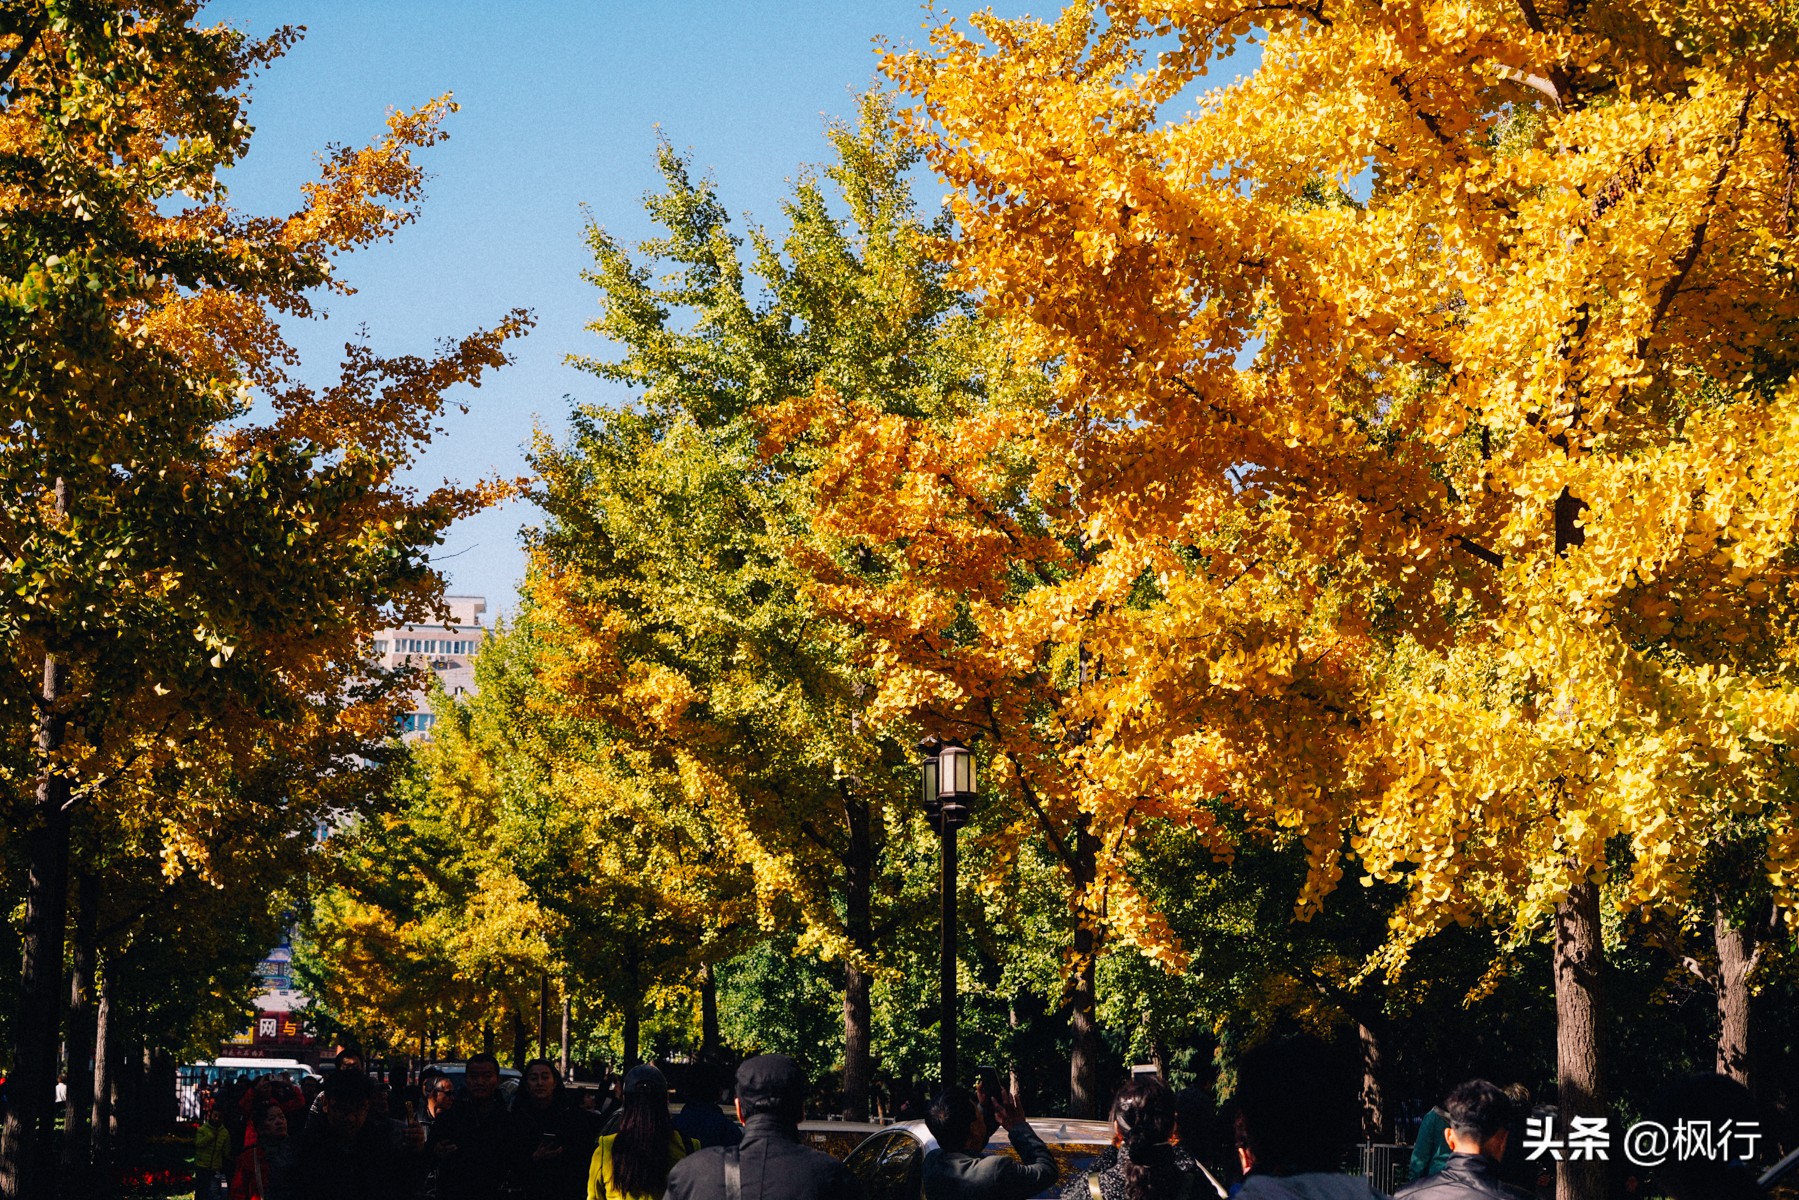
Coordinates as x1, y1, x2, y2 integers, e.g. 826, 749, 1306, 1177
1650, 90, 1756, 332
1453, 534, 1503, 568
0, 12, 44, 101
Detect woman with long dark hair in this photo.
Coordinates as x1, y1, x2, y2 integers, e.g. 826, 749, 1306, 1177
586, 1064, 695, 1200
514, 1058, 601, 1200
1062, 1078, 1222, 1200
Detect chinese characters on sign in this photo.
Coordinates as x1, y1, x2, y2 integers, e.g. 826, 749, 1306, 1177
1523, 1115, 1762, 1167
225, 1008, 313, 1050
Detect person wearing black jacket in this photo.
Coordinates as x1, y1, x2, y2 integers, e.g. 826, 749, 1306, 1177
922, 1085, 1057, 1200
410, 1072, 457, 1200
292, 1070, 411, 1200
425, 1054, 517, 1200
512, 1059, 600, 1200
1394, 1081, 1531, 1200
664, 1055, 860, 1200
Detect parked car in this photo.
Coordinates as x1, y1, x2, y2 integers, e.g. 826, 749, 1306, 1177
1760, 1143, 1799, 1194
843, 1118, 1112, 1200
801, 1121, 888, 1162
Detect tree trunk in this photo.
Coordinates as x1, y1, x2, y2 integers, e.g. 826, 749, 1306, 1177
841, 786, 875, 1121
481, 1023, 494, 1057
1007, 1000, 1022, 1102
623, 1005, 641, 1069
147, 1050, 176, 1136
61, 870, 98, 1185
2, 647, 73, 1200
1714, 906, 1757, 1088
560, 991, 571, 1078
88, 967, 111, 1173
538, 974, 550, 1060
113, 1038, 146, 1168
842, 963, 871, 1121
510, 1008, 528, 1071
1067, 817, 1102, 1119
699, 964, 720, 1062
1358, 1020, 1391, 1142
1554, 881, 1607, 1200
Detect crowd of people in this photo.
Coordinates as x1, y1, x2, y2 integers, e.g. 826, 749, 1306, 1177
188, 1047, 844, 1200
186, 1040, 1768, 1200
191, 1050, 675, 1200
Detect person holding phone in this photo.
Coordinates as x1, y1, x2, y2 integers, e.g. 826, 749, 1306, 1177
923, 1078, 1058, 1200
973, 1068, 1005, 1133
512, 1059, 600, 1200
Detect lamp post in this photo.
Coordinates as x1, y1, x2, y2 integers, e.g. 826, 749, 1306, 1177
918, 736, 977, 1091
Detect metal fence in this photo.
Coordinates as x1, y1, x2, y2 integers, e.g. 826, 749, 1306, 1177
1357, 1143, 1411, 1194
174, 1066, 206, 1122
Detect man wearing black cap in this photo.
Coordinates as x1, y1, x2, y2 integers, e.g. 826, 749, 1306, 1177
665, 1054, 862, 1200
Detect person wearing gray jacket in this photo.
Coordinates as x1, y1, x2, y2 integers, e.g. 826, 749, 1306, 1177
922, 1086, 1058, 1200
1229, 1038, 1390, 1200
664, 1055, 861, 1200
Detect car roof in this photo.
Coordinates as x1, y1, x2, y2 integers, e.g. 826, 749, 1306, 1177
422, 1062, 522, 1078
877, 1118, 1114, 1155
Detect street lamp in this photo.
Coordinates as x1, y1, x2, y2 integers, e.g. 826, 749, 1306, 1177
918, 735, 977, 1091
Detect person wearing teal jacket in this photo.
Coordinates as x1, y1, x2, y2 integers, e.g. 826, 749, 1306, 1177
1408, 1107, 1451, 1184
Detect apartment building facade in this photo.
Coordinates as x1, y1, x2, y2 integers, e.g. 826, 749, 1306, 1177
371, 594, 488, 738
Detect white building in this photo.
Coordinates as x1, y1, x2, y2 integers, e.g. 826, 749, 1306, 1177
371, 595, 488, 738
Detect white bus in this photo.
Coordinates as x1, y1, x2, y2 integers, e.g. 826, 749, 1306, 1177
176, 1057, 321, 1120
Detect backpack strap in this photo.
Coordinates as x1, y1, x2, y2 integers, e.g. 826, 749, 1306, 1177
724, 1145, 742, 1200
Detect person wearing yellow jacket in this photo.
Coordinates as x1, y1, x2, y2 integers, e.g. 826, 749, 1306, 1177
194, 1102, 232, 1199
587, 1065, 697, 1200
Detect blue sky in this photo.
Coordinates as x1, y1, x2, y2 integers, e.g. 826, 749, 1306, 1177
204, 2, 1249, 622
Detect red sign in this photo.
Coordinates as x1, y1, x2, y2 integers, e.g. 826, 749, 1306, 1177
225, 1009, 315, 1051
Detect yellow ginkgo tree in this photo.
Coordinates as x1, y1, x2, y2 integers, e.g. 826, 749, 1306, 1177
0, 3, 524, 1189
887, 3, 1799, 1193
